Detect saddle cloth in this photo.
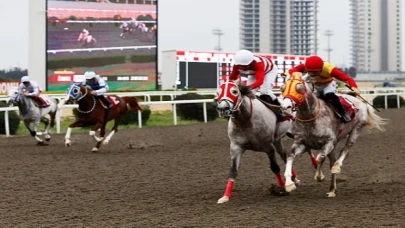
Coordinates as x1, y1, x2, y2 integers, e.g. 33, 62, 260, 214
105, 96, 120, 108
32, 96, 51, 108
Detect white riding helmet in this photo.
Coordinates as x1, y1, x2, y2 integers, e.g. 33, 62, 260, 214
234, 49, 254, 65
21, 76, 30, 83
84, 71, 96, 80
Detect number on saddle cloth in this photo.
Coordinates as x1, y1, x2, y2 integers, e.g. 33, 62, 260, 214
103, 96, 120, 108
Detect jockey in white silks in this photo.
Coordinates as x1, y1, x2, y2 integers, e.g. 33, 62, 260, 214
228, 49, 280, 105
18, 76, 47, 107
83, 71, 111, 109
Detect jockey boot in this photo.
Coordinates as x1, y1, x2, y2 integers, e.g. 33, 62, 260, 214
98, 95, 112, 109
259, 94, 280, 106
325, 93, 351, 123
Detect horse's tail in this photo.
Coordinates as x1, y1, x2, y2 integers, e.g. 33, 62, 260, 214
122, 96, 142, 112
365, 104, 388, 132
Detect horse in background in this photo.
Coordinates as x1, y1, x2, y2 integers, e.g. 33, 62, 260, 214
280, 72, 387, 197
62, 83, 142, 152
7, 87, 58, 145
214, 80, 300, 204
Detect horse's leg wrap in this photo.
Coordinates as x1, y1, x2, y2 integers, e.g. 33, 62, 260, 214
224, 180, 234, 197
218, 148, 241, 204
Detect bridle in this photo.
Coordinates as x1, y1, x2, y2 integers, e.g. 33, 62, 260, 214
69, 85, 97, 114
283, 76, 321, 122
216, 84, 253, 125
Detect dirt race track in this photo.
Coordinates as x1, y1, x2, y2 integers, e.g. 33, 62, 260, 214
1, 108, 405, 228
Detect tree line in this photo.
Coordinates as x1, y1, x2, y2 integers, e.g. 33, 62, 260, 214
0, 67, 28, 81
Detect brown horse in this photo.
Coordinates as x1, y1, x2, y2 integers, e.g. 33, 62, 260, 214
63, 83, 142, 152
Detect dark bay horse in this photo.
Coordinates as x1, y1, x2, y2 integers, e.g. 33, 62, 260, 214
215, 80, 299, 204
280, 73, 387, 197
62, 83, 142, 152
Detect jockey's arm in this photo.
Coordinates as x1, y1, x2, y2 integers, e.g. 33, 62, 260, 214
249, 61, 265, 89
228, 65, 240, 81
28, 82, 40, 96
94, 77, 108, 96
330, 67, 358, 88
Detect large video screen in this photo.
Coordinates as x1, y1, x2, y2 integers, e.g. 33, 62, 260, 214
46, 0, 157, 92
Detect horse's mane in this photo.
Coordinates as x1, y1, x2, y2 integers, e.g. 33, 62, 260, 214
238, 85, 256, 99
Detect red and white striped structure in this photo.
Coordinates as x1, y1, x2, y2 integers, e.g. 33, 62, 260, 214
161, 50, 308, 90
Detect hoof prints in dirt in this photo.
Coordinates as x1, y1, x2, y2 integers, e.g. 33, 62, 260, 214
0, 109, 404, 227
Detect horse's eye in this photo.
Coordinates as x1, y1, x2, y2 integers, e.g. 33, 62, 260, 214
231, 88, 238, 96
296, 84, 305, 93
73, 88, 79, 94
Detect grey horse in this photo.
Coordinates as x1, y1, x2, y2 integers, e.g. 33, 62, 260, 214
215, 80, 299, 204
280, 73, 388, 197
7, 87, 58, 145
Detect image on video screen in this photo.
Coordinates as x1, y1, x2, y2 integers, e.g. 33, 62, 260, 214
46, 0, 157, 91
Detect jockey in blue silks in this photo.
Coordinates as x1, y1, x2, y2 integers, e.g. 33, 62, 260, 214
83, 71, 112, 109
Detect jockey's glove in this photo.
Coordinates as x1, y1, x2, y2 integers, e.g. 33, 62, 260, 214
351, 87, 360, 95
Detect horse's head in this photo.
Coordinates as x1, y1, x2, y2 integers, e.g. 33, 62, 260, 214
66, 83, 89, 101
215, 80, 251, 118
280, 72, 310, 116
7, 87, 21, 106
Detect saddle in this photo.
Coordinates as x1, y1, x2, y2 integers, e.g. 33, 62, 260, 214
31, 96, 50, 108
99, 95, 120, 109
256, 96, 293, 122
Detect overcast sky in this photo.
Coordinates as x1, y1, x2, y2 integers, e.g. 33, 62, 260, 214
0, 0, 404, 70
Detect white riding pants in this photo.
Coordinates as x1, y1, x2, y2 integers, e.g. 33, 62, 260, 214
247, 64, 279, 100
314, 80, 337, 95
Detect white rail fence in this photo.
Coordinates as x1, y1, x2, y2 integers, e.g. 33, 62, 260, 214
1, 88, 404, 137
0, 99, 213, 137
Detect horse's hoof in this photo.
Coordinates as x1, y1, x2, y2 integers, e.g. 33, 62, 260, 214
217, 196, 229, 204
314, 175, 325, 182
36, 141, 48, 146
92, 147, 99, 153
270, 184, 290, 196
285, 183, 296, 192
65, 140, 71, 147
293, 178, 301, 186
102, 140, 109, 145
327, 192, 336, 198
331, 165, 341, 174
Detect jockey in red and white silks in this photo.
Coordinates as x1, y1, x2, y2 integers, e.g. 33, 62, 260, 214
229, 49, 280, 105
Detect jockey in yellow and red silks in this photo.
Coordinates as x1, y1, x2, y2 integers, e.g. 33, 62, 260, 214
288, 56, 360, 123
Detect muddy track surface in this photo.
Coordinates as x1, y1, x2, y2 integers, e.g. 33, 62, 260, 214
0, 108, 404, 228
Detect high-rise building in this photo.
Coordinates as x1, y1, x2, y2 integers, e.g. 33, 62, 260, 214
239, 0, 319, 56
350, 0, 402, 72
